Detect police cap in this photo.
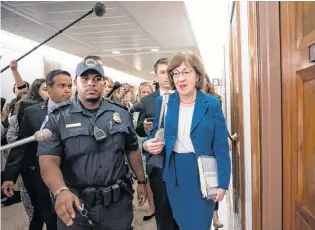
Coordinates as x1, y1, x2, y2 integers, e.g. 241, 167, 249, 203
75, 59, 105, 78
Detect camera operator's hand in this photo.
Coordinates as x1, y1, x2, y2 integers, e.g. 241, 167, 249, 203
55, 190, 83, 226
143, 137, 164, 155
9, 60, 18, 71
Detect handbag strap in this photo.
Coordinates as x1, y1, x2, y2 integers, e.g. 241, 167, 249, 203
158, 94, 169, 129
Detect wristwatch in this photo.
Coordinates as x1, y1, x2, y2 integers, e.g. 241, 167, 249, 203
137, 178, 147, 185
17, 83, 27, 90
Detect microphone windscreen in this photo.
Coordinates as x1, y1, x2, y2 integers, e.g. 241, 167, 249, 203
113, 81, 121, 89
94, 2, 106, 17
131, 102, 143, 113
34, 129, 52, 141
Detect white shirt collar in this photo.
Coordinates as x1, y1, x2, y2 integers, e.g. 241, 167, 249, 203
159, 89, 175, 95
47, 98, 57, 109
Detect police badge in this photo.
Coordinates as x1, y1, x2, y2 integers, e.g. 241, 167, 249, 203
113, 112, 121, 123
85, 59, 97, 68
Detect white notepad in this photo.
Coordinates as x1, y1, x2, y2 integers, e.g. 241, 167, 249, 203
197, 155, 218, 199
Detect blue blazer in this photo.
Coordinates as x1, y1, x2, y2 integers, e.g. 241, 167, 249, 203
147, 90, 231, 190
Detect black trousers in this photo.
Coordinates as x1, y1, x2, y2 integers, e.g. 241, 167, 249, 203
57, 193, 133, 230
149, 167, 179, 230
21, 167, 57, 230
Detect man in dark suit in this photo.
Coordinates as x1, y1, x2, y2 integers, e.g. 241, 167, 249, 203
136, 58, 179, 230
2, 70, 72, 230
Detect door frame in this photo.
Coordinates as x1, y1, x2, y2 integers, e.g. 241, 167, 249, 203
247, 2, 261, 230
248, 1, 283, 230
229, 1, 282, 229
229, 2, 246, 229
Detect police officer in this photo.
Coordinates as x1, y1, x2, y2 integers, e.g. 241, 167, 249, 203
37, 59, 147, 230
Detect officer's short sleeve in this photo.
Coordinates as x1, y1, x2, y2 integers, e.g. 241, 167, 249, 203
125, 113, 139, 153
37, 115, 63, 157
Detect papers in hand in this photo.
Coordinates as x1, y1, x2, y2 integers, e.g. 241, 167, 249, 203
197, 155, 218, 199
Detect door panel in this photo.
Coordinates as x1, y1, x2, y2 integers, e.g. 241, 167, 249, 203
297, 67, 315, 228
281, 2, 315, 229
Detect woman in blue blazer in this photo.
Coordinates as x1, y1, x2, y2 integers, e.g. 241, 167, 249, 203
143, 52, 231, 230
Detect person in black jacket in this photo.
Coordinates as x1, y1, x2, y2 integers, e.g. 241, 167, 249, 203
136, 58, 179, 230
2, 70, 72, 230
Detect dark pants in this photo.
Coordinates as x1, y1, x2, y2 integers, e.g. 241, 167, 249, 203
21, 167, 57, 230
57, 193, 133, 230
149, 167, 179, 230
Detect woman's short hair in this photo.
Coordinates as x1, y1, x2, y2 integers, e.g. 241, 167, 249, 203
137, 81, 154, 101
167, 52, 206, 90
104, 76, 113, 84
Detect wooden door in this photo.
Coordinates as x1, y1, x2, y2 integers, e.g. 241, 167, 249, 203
229, 2, 246, 229
281, 2, 315, 229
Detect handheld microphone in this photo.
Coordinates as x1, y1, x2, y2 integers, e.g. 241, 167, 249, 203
0, 129, 52, 152
129, 102, 143, 114
106, 81, 121, 98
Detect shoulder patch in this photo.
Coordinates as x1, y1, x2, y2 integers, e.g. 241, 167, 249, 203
106, 100, 129, 111
48, 101, 71, 114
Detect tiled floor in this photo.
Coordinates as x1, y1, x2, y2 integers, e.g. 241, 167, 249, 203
1, 192, 230, 230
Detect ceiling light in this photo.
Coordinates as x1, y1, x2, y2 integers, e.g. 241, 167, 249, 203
150, 48, 159, 52
150, 71, 155, 74
112, 51, 120, 54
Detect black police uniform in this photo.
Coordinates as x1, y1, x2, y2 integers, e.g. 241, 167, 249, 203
37, 95, 139, 230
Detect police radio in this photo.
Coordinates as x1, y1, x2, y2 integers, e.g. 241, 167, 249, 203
87, 117, 107, 142
93, 126, 107, 142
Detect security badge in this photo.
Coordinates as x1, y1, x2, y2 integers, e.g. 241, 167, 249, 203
113, 112, 121, 123
85, 59, 97, 68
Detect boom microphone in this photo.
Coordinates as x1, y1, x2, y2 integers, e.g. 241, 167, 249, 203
106, 81, 121, 98
94, 2, 106, 17
1, 2, 106, 73
0, 129, 52, 152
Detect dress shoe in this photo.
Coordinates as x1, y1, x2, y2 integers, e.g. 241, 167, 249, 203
213, 221, 224, 229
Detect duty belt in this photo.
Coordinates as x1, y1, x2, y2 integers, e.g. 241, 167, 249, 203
72, 179, 134, 209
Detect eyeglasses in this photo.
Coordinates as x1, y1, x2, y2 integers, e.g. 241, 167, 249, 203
171, 69, 195, 78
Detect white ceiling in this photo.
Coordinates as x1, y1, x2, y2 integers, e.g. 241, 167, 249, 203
1, 1, 199, 80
